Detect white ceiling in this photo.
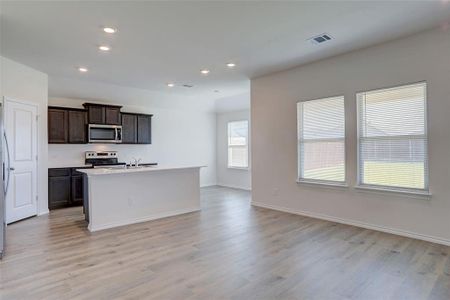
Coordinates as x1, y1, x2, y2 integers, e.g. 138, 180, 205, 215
1, 1, 450, 109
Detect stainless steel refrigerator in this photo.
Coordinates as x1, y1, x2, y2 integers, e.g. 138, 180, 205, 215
1, 100, 11, 259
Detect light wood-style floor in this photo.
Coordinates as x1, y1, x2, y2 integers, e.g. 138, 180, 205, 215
1, 186, 449, 300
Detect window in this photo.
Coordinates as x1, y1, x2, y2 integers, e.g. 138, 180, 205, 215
357, 82, 428, 192
228, 120, 249, 168
297, 96, 346, 184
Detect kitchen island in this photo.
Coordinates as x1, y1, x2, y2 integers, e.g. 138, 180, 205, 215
77, 165, 203, 232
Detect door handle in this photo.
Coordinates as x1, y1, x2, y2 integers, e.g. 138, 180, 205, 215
9, 167, 15, 171
4, 131, 11, 196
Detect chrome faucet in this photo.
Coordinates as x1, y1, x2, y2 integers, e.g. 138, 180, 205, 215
132, 157, 142, 168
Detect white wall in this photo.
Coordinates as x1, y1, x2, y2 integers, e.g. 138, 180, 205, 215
216, 110, 251, 190
0, 56, 49, 215
215, 92, 250, 113
49, 77, 217, 113
251, 28, 450, 245
48, 97, 217, 187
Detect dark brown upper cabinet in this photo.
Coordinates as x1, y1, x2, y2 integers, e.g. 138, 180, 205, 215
68, 109, 87, 143
48, 103, 152, 144
137, 114, 152, 144
48, 107, 87, 144
87, 105, 104, 124
48, 108, 68, 143
121, 113, 137, 144
83, 103, 122, 125
105, 107, 122, 125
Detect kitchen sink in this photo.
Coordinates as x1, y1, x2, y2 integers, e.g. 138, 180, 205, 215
130, 165, 157, 169
96, 164, 158, 170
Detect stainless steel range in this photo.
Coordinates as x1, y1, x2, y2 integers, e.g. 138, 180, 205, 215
85, 151, 126, 167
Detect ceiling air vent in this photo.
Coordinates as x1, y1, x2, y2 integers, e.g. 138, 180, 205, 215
308, 33, 332, 45
182, 84, 194, 88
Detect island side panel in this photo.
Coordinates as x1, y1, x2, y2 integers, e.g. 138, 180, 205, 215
87, 168, 201, 231
83, 174, 89, 222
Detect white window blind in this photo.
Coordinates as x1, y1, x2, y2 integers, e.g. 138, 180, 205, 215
297, 96, 346, 184
228, 120, 249, 168
357, 82, 428, 192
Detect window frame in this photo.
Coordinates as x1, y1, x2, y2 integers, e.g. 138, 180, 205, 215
297, 95, 347, 186
356, 81, 430, 194
227, 120, 249, 170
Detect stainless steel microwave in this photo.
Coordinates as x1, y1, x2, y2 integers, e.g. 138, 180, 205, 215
88, 124, 122, 143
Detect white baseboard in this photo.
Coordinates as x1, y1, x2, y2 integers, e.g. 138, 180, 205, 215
201, 183, 218, 188
88, 207, 201, 232
217, 183, 251, 191
251, 201, 450, 246
38, 209, 49, 216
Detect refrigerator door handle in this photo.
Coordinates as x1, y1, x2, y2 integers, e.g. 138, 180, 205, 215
3, 132, 11, 196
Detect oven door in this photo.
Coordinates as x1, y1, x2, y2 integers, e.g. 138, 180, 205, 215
88, 125, 122, 143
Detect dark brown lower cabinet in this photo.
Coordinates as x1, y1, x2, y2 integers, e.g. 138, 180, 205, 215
48, 176, 71, 209
49, 168, 89, 210
71, 176, 84, 206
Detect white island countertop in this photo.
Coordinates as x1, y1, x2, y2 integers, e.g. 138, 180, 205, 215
80, 165, 203, 232
49, 163, 93, 169
77, 165, 205, 176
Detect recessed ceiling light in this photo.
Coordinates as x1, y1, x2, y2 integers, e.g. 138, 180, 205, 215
103, 27, 116, 34
200, 69, 210, 75
167, 83, 175, 87
226, 63, 236, 68
78, 67, 88, 72
99, 46, 110, 51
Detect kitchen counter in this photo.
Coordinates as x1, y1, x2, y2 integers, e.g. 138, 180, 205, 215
48, 163, 93, 169
78, 165, 203, 232
76, 165, 204, 176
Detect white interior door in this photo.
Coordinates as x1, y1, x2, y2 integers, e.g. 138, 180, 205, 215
4, 98, 38, 224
